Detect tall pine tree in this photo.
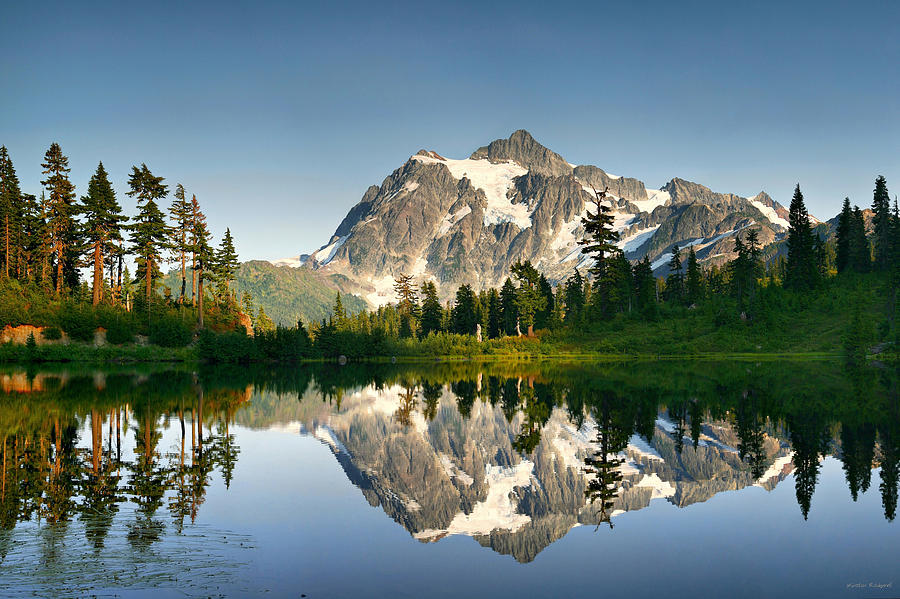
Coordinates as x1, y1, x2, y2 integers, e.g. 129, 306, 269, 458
785, 184, 817, 290
0, 147, 23, 279
418, 281, 443, 338
41, 143, 78, 294
214, 227, 239, 298
126, 164, 170, 302
685, 246, 703, 304
849, 206, 870, 273
80, 162, 126, 306
189, 197, 213, 328
835, 197, 852, 274
871, 175, 892, 270
500, 277, 519, 335
510, 260, 546, 336
664, 244, 684, 303
578, 186, 620, 315
169, 184, 194, 303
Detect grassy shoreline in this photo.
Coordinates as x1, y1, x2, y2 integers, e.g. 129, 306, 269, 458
0, 339, 883, 365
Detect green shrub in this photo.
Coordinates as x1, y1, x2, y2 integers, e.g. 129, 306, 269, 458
104, 317, 134, 345
42, 326, 63, 341
60, 304, 96, 342
148, 315, 193, 348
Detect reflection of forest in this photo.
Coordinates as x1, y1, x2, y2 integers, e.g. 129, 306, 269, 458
0, 368, 249, 554
1, 360, 898, 564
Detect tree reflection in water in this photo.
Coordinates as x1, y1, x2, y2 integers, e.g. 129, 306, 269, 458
0, 359, 898, 566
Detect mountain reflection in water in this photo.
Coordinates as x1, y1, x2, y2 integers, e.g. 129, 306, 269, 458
0, 360, 897, 592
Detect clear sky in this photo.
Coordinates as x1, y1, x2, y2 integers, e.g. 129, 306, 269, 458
2, 0, 897, 261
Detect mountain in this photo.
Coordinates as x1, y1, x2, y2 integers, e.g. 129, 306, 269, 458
288, 382, 795, 563
281, 130, 798, 305
162, 260, 367, 326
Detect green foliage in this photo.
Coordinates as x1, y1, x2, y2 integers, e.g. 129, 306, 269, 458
41, 142, 78, 292
871, 175, 892, 269
578, 187, 619, 279
102, 315, 134, 345
60, 303, 96, 342
148, 314, 193, 347
214, 227, 240, 295
197, 328, 257, 363
126, 164, 170, 299
511, 260, 545, 332
419, 281, 443, 338
170, 260, 368, 327
786, 184, 818, 290
42, 326, 62, 341
451, 284, 478, 335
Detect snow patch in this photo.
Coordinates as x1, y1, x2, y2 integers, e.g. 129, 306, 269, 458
412, 154, 531, 228
415, 461, 534, 540
632, 189, 670, 214
365, 274, 399, 307
750, 198, 789, 230
439, 454, 475, 486
437, 206, 472, 236
636, 473, 676, 499
651, 253, 674, 271
313, 235, 349, 265
617, 225, 660, 253
313, 425, 349, 455
754, 452, 795, 487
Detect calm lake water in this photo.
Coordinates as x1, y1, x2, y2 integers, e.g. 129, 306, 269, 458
0, 360, 898, 598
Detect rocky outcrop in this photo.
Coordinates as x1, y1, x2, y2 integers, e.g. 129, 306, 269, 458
1, 325, 67, 345
469, 129, 572, 177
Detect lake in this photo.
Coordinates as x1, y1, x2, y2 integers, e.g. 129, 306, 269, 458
0, 360, 897, 598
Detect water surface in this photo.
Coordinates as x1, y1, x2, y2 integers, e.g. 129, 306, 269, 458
0, 361, 897, 598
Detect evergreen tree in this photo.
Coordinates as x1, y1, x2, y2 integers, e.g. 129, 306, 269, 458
632, 256, 656, 318
451, 284, 478, 335
126, 164, 170, 302
849, 206, 870, 273
563, 269, 585, 324
0, 146, 23, 279
332, 292, 347, 327
393, 273, 419, 339
836, 197, 852, 274
41, 143, 78, 294
418, 281, 443, 338
535, 274, 554, 329
214, 227, 239, 298
20, 192, 46, 282
664, 245, 684, 303
189, 197, 213, 327
601, 251, 633, 316
685, 246, 703, 304
487, 288, 502, 339
871, 176, 892, 270
500, 277, 519, 335
785, 184, 817, 290
578, 187, 619, 279
729, 236, 750, 310
80, 162, 126, 306
256, 306, 276, 333
169, 184, 194, 303
510, 260, 546, 336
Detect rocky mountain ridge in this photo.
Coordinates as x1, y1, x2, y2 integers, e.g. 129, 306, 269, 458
275, 130, 799, 305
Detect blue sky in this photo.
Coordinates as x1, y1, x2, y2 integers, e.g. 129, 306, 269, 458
2, 1, 897, 260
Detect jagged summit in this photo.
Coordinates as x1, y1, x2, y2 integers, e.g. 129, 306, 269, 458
274, 130, 797, 306
469, 129, 572, 177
